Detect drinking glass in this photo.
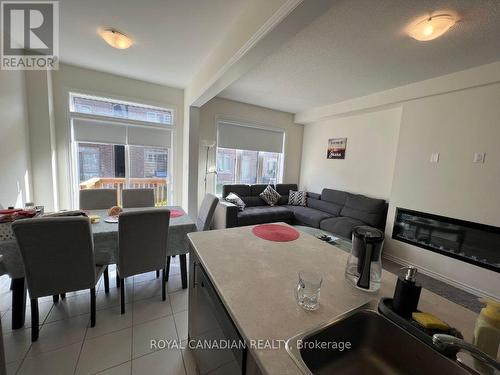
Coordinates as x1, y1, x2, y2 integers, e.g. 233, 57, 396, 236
295, 271, 322, 311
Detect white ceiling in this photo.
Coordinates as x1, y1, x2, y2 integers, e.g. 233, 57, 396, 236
219, 0, 500, 113
59, 0, 248, 88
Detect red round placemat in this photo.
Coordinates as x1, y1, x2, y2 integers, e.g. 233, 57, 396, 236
170, 209, 184, 218
252, 224, 300, 242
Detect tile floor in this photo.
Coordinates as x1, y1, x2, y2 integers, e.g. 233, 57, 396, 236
1, 256, 195, 375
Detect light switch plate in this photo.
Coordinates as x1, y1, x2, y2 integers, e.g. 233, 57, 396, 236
430, 153, 439, 163
473, 152, 486, 163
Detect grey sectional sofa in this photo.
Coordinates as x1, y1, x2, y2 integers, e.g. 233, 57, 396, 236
212, 184, 388, 238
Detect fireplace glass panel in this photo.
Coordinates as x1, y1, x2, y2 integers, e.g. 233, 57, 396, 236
392, 208, 499, 273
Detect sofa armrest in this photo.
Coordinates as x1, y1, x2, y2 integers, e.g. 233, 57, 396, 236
212, 199, 239, 229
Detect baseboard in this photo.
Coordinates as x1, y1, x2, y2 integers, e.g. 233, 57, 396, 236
383, 253, 499, 300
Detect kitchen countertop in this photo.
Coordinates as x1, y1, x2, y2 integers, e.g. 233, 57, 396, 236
187, 224, 478, 375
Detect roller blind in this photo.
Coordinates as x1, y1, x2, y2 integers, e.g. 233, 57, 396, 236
217, 122, 284, 153
73, 118, 171, 147
127, 126, 171, 148
73, 118, 127, 144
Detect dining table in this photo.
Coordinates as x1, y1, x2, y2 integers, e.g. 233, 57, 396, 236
0, 206, 196, 330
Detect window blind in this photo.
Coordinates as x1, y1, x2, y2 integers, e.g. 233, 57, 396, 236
72, 118, 127, 144
217, 122, 284, 153
72, 118, 171, 148
127, 126, 171, 148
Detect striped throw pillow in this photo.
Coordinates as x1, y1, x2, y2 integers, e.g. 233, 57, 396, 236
288, 190, 307, 206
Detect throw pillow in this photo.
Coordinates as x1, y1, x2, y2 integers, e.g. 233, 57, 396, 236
225, 193, 246, 211
288, 190, 307, 206
259, 185, 281, 206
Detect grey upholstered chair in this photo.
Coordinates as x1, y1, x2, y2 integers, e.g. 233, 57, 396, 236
196, 194, 219, 231
164, 194, 218, 285
79, 189, 117, 210
122, 189, 155, 208
117, 209, 170, 314
12, 217, 105, 341
79, 189, 115, 291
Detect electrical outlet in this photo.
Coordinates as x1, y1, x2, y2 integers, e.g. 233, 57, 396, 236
430, 153, 439, 163
473, 152, 486, 164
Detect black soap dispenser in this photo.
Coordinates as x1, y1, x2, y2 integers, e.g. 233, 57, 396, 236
392, 266, 422, 319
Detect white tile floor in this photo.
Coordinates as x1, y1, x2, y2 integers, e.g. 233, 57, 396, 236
0, 256, 194, 375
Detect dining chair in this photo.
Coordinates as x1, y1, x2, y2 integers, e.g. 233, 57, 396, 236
117, 209, 170, 314
165, 194, 218, 287
79, 189, 117, 210
122, 189, 155, 208
12, 217, 105, 341
79, 189, 116, 292
196, 194, 219, 231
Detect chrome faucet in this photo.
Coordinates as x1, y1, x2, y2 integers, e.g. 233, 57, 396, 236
432, 334, 500, 373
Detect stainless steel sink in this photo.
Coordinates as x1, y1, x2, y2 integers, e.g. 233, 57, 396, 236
286, 301, 471, 375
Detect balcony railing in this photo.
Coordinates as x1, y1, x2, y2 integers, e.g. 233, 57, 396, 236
79, 177, 168, 206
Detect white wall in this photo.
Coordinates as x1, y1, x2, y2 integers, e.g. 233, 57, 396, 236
0, 70, 32, 208
299, 107, 401, 198
51, 64, 185, 209
298, 64, 500, 298
198, 97, 303, 206
25, 70, 58, 211
385, 82, 500, 299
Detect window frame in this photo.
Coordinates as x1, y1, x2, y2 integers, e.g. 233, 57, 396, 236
67, 91, 176, 209
69, 92, 175, 127
214, 118, 285, 196
215, 147, 284, 195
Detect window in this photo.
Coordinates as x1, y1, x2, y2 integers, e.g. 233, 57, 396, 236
70, 93, 174, 208
77, 143, 125, 184
130, 146, 168, 179
70, 93, 173, 125
215, 121, 285, 195
215, 147, 283, 195
76, 142, 169, 206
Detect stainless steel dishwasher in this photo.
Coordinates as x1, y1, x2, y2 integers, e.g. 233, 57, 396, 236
188, 251, 247, 375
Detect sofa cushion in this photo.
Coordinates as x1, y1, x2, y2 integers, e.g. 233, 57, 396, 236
307, 199, 341, 216
277, 195, 290, 205
307, 192, 321, 200
223, 185, 250, 199
319, 216, 365, 238
285, 205, 332, 228
318, 189, 348, 215
275, 184, 298, 196
259, 185, 281, 206
241, 196, 266, 207
250, 184, 269, 196
237, 206, 294, 226
340, 193, 386, 227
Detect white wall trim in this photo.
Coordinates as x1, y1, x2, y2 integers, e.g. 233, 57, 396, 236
383, 252, 499, 300
295, 61, 500, 124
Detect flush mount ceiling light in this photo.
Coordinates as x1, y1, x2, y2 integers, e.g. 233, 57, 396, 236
407, 14, 458, 41
99, 28, 133, 49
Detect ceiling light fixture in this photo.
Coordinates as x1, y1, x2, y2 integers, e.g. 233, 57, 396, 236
99, 28, 134, 49
407, 14, 458, 41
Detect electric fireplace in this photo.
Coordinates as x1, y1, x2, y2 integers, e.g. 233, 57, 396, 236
392, 208, 500, 273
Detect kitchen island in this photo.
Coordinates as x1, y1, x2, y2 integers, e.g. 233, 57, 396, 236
187, 224, 478, 374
